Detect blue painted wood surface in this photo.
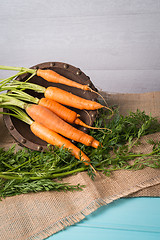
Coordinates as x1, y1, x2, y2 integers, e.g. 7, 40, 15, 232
47, 197, 160, 240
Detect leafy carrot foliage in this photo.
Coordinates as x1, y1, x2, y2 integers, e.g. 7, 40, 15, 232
0, 108, 160, 198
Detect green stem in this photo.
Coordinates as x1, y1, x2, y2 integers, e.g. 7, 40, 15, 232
95, 149, 160, 167
0, 94, 27, 109
7, 89, 39, 104
0, 167, 87, 180
0, 164, 85, 176
6, 159, 78, 175
48, 162, 80, 174
0, 71, 28, 88
1, 80, 46, 93
0, 105, 33, 125
114, 149, 160, 160
1, 171, 38, 175
5, 162, 80, 178
24, 72, 36, 82
0, 65, 36, 74
30, 167, 87, 180
98, 167, 121, 172
0, 174, 22, 180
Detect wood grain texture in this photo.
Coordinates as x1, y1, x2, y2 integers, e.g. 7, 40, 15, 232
0, 0, 160, 93
85, 70, 160, 92
1, 0, 160, 18
47, 198, 160, 240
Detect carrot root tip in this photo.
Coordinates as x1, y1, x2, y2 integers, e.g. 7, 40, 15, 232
91, 139, 100, 148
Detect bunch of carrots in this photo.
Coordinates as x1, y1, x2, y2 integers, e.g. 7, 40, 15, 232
0, 65, 113, 170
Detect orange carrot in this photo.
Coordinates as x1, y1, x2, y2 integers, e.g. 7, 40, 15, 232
0, 65, 90, 90
39, 98, 111, 131
37, 69, 90, 91
5, 87, 111, 130
1, 79, 112, 114
0, 105, 92, 166
37, 69, 106, 106
38, 98, 79, 124
30, 121, 91, 165
26, 104, 100, 148
0, 65, 108, 105
44, 87, 113, 113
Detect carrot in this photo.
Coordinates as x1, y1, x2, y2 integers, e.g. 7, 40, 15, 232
0, 65, 110, 106
37, 69, 90, 91
45, 87, 113, 113
0, 95, 100, 147
37, 68, 107, 107
38, 98, 79, 124
30, 121, 91, 166
0, 65, 91, 90
25, 104, 100, 148
0, 105, 92, 166
37, 68, 108, 105
39, 98, 111, 131
4, 89, 82, 125
1, 79, 113, 113
6, 88, 111, 131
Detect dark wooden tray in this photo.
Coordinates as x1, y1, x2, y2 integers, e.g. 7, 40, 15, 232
3, 62, 98, 151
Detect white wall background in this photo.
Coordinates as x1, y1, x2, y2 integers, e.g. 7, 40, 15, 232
0, 0, 160, 93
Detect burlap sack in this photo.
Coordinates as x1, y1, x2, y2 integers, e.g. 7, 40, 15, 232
0, 92, 160, 240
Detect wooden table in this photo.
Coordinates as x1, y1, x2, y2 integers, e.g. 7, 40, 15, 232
47, 197, 160, 240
